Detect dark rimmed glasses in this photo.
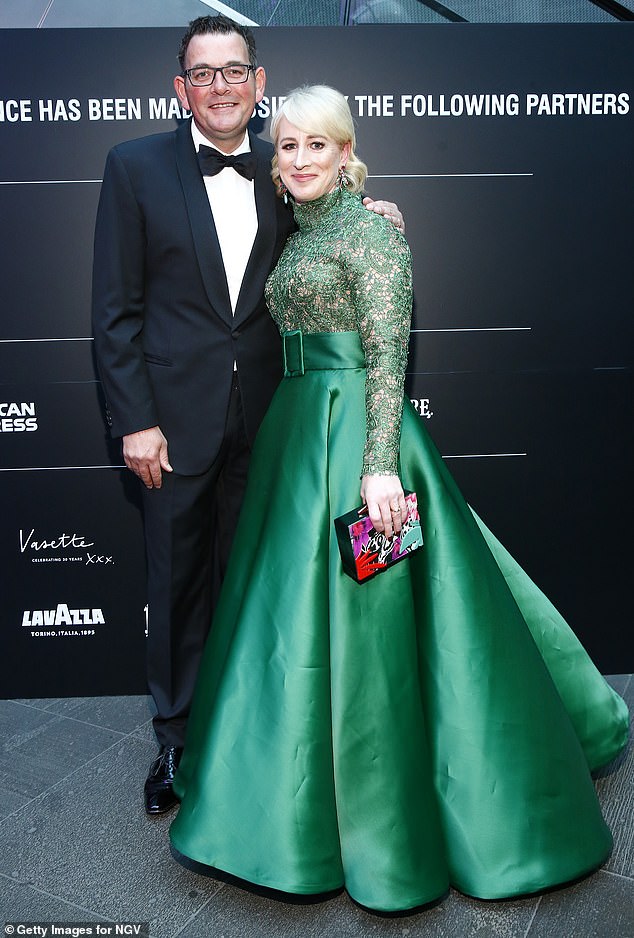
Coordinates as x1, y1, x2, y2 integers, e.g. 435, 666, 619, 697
183, 64, 254, 86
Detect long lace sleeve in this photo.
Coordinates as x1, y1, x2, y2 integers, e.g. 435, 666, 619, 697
347, 215, 412, 475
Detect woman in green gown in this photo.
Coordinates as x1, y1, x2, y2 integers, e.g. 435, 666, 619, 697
170, 85, 629, 912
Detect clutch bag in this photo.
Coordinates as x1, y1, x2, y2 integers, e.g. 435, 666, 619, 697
334, 490, 423, 583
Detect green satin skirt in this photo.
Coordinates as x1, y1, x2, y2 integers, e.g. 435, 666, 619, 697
170, 331, 629, 911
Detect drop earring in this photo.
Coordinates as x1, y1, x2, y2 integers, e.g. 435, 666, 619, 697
337, 165, 348, 191
280, 180, 289, 204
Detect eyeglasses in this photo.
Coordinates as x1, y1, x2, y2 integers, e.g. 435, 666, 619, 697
183, 64, 254, 86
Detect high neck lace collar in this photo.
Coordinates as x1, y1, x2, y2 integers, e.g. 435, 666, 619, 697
291, 188, 352, 231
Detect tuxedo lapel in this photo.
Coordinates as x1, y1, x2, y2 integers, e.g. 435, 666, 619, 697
233, 133, 278, 327
174, 120, 233, 324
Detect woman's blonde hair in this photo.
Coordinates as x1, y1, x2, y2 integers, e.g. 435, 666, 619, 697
270, 85, 368, 196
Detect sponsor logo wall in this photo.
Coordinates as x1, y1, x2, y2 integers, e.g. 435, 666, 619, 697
1, 25, 632, 695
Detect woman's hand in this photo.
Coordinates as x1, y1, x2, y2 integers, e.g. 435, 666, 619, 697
360, 474, 407, 537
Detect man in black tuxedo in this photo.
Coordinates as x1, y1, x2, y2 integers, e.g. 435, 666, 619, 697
92, 15, 402, 815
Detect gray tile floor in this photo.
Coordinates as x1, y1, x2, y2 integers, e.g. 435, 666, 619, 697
0, 676, 632, 937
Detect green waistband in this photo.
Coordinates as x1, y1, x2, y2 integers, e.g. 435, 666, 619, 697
282, 330, 365, 377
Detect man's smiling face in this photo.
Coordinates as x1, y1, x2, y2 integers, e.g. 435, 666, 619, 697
174, 31, 266, 153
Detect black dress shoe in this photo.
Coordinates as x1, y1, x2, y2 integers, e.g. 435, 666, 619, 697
144, 745, 183, 815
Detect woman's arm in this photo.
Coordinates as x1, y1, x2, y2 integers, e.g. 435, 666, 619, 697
349, 215, 413, 535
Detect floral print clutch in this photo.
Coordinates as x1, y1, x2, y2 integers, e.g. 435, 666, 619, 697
335, 490, 423, 583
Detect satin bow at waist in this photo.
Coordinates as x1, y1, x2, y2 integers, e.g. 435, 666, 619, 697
282, 331, 365, 377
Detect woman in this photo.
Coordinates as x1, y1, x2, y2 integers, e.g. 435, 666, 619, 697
170, 85, 628, 912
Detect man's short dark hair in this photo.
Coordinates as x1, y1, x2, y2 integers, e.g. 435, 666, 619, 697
178, 15, 258, 71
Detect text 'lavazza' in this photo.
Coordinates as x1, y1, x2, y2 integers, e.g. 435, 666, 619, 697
22, 603, 105, 638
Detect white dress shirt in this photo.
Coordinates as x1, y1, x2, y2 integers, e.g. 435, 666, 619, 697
191, 122, 258, 314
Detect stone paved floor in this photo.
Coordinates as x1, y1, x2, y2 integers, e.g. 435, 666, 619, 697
0, 675, 631, 938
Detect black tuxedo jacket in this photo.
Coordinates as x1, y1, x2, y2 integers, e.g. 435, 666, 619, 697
92, 120, 295, 475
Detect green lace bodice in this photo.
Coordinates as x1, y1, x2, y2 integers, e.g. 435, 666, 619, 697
265, 188, 412, 475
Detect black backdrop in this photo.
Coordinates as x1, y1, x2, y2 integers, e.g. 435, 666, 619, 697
1, 24, 632, 697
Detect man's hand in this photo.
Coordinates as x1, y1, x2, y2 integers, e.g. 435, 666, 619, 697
123, 426, 172, 489
362, 197, 405, 234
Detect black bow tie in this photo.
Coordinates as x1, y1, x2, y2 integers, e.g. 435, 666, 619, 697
197, 145, 257, 181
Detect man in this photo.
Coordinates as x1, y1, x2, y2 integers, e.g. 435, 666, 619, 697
92, 15, 403, 815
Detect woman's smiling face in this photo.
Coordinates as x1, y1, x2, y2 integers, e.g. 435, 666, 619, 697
275, 116, 350, 203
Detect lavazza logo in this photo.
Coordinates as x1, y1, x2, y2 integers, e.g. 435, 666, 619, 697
22, 602, 106, 639
0, 400, 38, 432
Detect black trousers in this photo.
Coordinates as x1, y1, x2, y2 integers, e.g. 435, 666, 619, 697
141, 377, 251, 747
